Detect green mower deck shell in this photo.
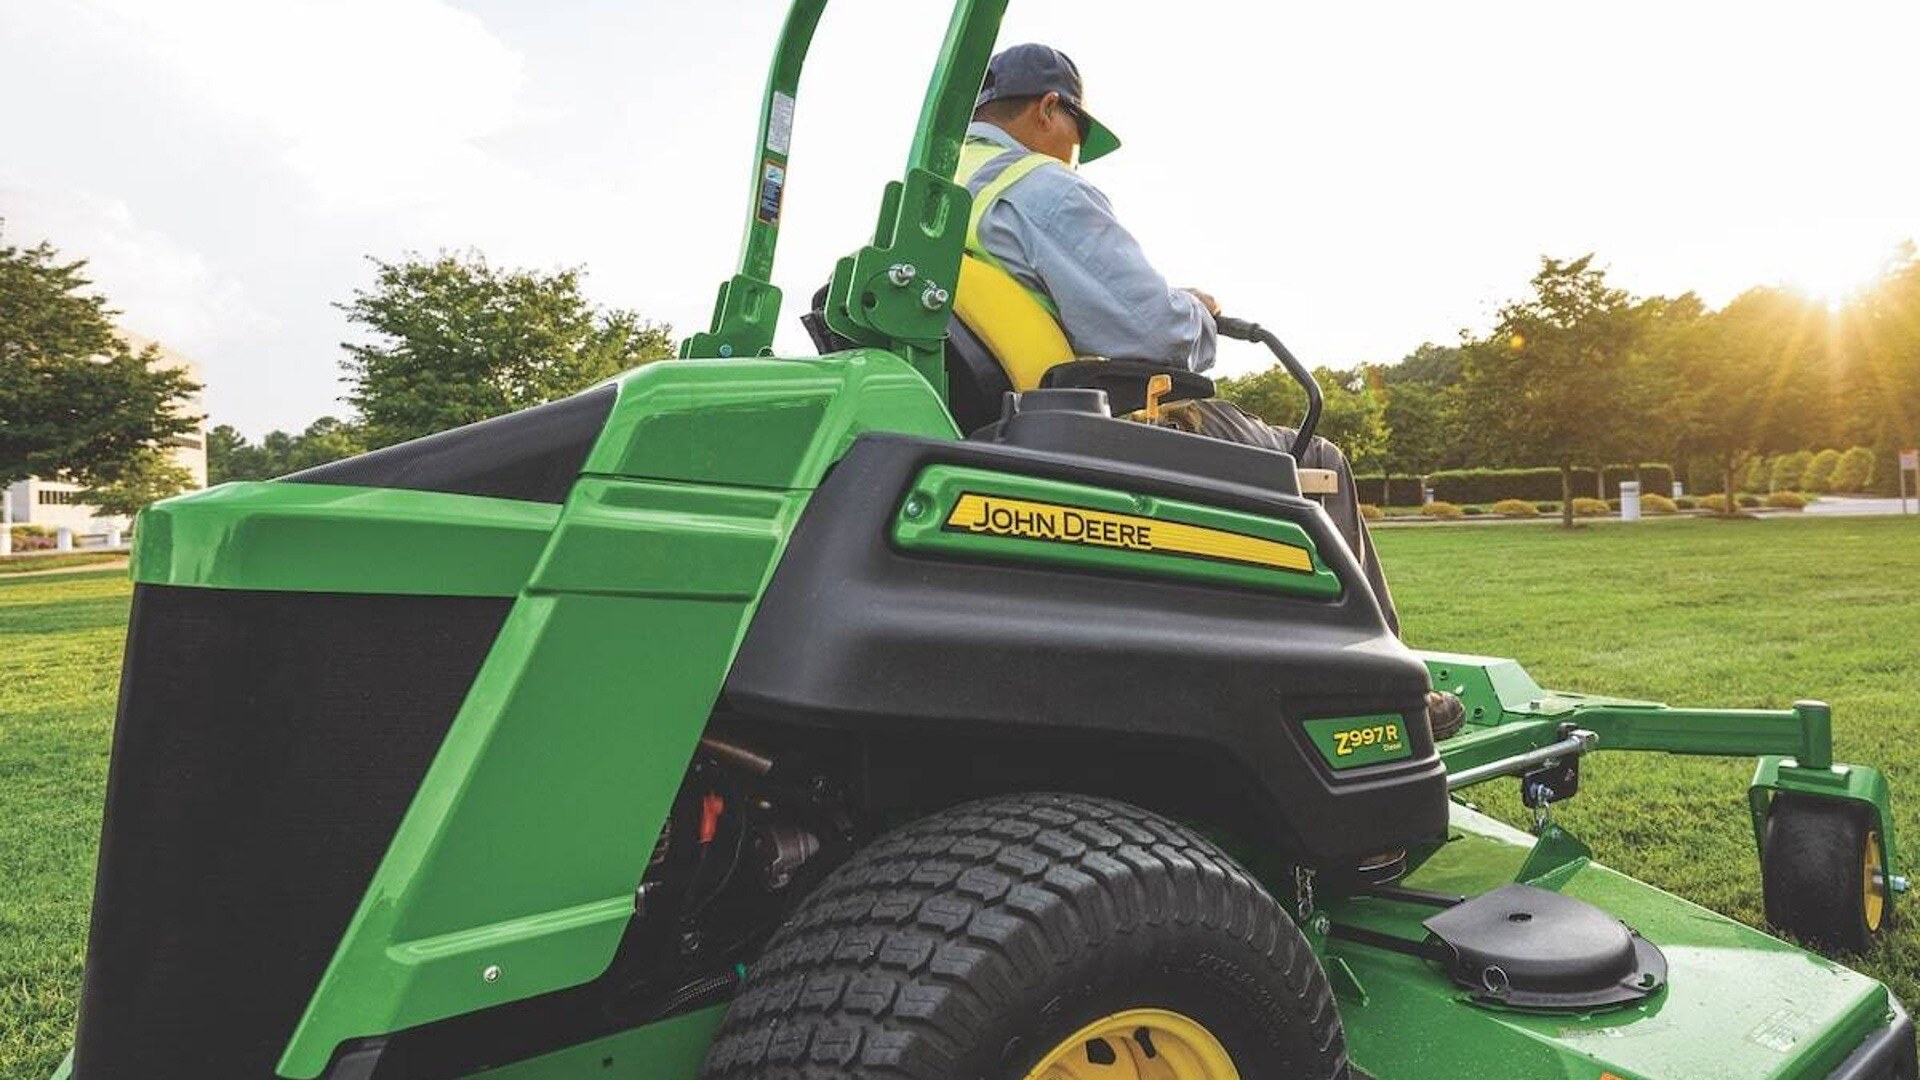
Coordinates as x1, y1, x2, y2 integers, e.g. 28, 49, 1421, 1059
1327, 805, 1896, 1080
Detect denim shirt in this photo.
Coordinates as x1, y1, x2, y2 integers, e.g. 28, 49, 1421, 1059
966, 122, 1216, 373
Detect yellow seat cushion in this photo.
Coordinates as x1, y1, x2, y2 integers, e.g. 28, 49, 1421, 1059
953, 255, 1074, 391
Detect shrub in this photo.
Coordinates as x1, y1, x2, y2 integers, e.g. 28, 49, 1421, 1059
8, 526, 56, 551
1803, 449, 1841, 493
1699, 494, 1731, 513
1359, 503, 1383, 521
1571, 497, 1609, 517
1640, 493, 1678, 514
1462, 505, 1486, 516
1419, 501, 1465, 520
1606, 498, 1621, 511
1490, 498, 1539, 517
1534, 501, 1560, 514
1673, 495, 1698, 510
1765, 490, 1808, 509
1738, 493, 1763, 508
1770, 450, 1812, 492
1833, 446, 1875, 492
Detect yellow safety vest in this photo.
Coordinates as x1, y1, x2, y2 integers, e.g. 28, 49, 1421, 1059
951, 139, 1076, 389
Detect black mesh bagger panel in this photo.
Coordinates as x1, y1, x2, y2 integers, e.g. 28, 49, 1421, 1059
72, 585, 513, 1079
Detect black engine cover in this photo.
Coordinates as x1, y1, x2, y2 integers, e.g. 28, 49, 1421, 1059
724, 430, 1447, 864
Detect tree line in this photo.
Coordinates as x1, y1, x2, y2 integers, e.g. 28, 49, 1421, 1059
1219, 247, 1920, 527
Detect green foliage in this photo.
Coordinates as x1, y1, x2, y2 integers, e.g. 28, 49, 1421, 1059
1834, 447, 1875, 493
1770, 450, 1813, 492
1455, 256, 1648, 477
1418, 500, 1464, 519
1490, 498, 1539, 517
1215, 363, 1387, 469
1802, 449, 1841, 493
1764, 490, 1809, 509
1739, 493, 1763, 508
208, 417, 368, 483
1673, 496, 1698, 510
1699, 494, 1738, 514
0, 232, 199, 487
1375, 375, 1451, 482
1534, 501, 1561, 514
339, 251, 672, 448
82, 449, 193, 517
1742, 456, 1771, 493
1640, 493, 1679, 515
1572, 497, 1610, 517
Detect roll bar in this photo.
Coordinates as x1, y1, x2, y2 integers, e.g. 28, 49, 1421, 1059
682, 0, 1011, 400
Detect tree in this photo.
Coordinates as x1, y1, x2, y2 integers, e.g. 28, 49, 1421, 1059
340, 252, 672, 447
1374, 376, 1451, 505
1455, 255, 1649, 527
1215, 363, 1387, 470
209, 417, 367, 483
84, 448, 194, 517
0, 232, 199, 487
1665, 287, 1825, 513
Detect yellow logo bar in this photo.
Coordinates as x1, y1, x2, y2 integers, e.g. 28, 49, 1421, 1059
944, 493, 1314, 573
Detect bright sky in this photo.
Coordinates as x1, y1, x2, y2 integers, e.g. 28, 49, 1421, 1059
3, 0, 1916, 437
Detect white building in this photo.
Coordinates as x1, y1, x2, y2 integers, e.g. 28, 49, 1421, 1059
4, 332, 207, 540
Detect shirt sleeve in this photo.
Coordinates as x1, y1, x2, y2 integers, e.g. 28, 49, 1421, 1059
977, 170, 1217, 373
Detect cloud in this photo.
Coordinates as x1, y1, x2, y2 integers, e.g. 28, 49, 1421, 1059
86, 0, 528, 210
1, 176, 275, 353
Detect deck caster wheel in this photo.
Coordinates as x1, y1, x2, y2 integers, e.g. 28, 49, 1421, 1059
702, 793, 1350, 1080
1762, 792, 1891, 954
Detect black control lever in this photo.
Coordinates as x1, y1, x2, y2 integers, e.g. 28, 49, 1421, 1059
1213, 314, 1321, 459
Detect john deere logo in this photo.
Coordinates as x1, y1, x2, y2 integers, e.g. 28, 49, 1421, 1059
958, 496, 1154, 551
944, 492, 1314, 573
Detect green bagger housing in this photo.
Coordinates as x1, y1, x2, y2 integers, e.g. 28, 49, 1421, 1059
55, 2, 1916, 1078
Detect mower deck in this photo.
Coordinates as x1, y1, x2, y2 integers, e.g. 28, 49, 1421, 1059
1329, 805, 1906, 1080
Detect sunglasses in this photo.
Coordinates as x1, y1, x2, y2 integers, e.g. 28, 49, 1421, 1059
1059, 99, 1092, 143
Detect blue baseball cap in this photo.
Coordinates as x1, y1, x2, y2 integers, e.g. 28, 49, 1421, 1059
975, 43, 1122, 163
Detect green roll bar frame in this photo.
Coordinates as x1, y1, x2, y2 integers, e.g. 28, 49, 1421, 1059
680, 0, 1010, 403
1423, 651, 1903, 884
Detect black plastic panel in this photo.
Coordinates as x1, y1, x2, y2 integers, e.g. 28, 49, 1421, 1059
283, 386, 615, 503
724, 432, 1446, 864
72, 586, 512, 1079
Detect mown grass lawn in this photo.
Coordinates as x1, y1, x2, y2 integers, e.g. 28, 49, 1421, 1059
3, 517, 1920, 1077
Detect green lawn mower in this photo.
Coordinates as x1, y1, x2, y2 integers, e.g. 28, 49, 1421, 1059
55, 2, 1914, 1078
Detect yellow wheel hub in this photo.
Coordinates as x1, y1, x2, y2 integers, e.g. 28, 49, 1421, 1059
1865, 830, 1887, 932
1021, 1008, 1241, 1080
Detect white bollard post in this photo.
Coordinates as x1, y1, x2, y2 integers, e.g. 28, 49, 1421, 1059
1672, 481, 1684, 499
1, 489, 11, 556
106, 525, 123, 548
56, 525, 73, 551
1620, 480, 1642, 522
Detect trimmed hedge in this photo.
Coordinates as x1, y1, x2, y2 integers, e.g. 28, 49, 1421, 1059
1641, 493, 1678, 515
1420, 501, 1465, 520
1834, 446, 1875, 493
1571, 497, 1609, 517
1490, 499, 1539, 517
1355, 464, 1675, 507
1765, 490, 1809, 509
1359, 503, 1383, 521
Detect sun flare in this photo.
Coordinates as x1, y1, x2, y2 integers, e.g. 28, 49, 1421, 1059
1784, 242, 1904, 310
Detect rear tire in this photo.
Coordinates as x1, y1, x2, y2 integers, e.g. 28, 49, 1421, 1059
702, 792, 1349, 1080
1762, 792, 1890, 954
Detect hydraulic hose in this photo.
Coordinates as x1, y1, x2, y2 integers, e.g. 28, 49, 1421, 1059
1214, 314, 1321, 458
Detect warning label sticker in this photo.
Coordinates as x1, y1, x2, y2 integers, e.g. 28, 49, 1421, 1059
756, 159, 785, 225
766, 91, 795, 156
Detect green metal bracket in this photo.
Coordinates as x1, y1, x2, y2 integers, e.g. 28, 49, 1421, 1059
684, 0, 1010, 402
1750, 753, 1902, 887
1515, 822, 1593, 891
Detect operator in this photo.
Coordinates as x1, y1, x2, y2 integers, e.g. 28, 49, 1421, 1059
958, 44, 1413, 646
